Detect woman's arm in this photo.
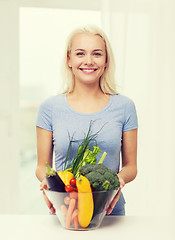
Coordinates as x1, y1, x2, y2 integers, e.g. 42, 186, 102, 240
35, 126, 53, 183
106, 128, 137, 215
118, 128, 138, 184
36, 126, 56, 214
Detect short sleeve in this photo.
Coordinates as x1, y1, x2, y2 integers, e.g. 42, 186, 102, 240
36, 98, 53, 131
122, 99, 138, 132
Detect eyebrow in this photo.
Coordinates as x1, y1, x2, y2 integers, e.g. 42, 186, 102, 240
75, 49, 104, 52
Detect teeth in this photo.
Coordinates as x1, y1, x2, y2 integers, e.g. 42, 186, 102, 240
81, 69, 95, 72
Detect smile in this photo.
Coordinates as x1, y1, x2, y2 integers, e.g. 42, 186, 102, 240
79, 68, 97, 74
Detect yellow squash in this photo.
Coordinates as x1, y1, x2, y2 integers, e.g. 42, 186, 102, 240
76, 175, 94, 228
57, 171, 73, 185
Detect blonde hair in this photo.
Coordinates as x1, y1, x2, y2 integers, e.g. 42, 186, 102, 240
60, 25, 118, 94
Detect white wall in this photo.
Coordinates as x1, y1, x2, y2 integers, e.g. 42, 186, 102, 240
0, 1, 20, 214
108, 0, 175, 216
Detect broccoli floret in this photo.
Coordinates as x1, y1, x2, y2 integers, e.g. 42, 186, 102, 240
79, 164, 95, 175
94, 164, 108, 175
104, 172, 115, 184
85, 171, 104, 191
79, 163, 120, 191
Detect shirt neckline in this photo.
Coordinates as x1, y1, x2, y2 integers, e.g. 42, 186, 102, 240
63, 94, 113, 116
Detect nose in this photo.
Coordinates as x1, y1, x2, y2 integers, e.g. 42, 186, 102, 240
85, 54, 94, 65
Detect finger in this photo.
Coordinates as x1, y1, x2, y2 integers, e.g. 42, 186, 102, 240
43, 193, 56, 214
42, 191, 55, 213
50, 206, 56, 214
120, 181, 125, 189
40, 183, 47, 191
111, 188, 121, 208
106, 206, 113, 215
106, 188, 121, 215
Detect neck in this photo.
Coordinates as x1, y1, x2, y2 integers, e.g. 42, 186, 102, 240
66, 81, 110, 114
70, 82, 104, 100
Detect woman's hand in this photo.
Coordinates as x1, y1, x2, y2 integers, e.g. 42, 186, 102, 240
106, 176, 125, 215
40, 178, 56, 214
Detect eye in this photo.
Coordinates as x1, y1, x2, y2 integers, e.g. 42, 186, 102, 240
76, 52, 84, 56
94, 52, 102, 56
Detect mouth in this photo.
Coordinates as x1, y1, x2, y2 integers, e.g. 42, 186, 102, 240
79, 68, 98, 74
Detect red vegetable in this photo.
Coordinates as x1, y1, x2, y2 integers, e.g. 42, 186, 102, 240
66, 198, 76, 228
74, 215, 78, 230
65, 185, 74, 192
70, 178, 76, 187
60, 205, 68, 214
64, 196, 71, 205
69, 191, 78, 199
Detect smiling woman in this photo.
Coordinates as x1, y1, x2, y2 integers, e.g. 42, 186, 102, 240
36, 25, 138, 217
61, 25, 116, 95
67, 33, 107, 88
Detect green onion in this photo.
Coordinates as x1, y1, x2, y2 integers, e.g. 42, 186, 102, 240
64, 120, 105, 177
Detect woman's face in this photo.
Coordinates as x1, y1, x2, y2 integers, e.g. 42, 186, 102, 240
67, 33, 107, 86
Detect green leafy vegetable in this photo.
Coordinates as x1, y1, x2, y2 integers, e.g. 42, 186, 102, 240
64, 121, 106, 178
82, 146, 101, 165
79, 164, 120, 191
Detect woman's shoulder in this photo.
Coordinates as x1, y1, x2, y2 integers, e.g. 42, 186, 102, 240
40, 94, 65, 108
111, 94, 135, 105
